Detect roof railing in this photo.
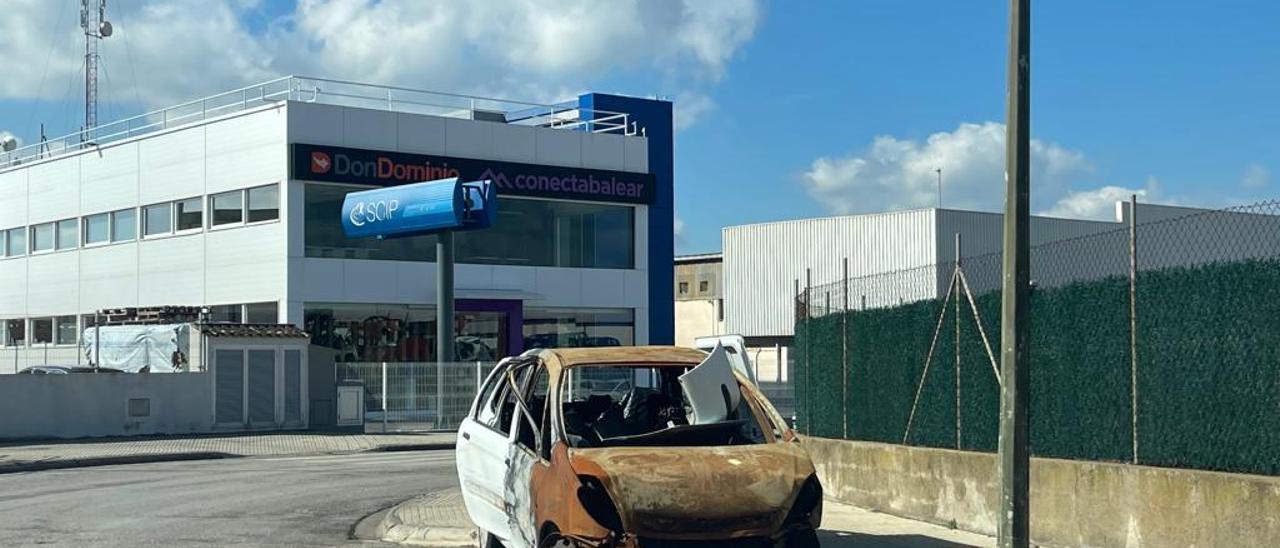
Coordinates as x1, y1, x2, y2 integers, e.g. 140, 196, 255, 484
1, 76, 635, 170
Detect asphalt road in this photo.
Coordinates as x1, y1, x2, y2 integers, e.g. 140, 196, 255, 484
0, 450, 459, 547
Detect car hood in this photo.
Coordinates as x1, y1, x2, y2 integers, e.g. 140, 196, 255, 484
568, 442, 815, 538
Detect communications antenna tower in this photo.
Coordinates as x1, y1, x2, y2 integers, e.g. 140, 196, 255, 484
80, 0, 112, 140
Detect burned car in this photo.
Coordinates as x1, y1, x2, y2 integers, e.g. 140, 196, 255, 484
456, 345, 822, 548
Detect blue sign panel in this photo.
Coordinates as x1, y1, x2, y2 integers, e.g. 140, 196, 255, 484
341, 178, 495, 239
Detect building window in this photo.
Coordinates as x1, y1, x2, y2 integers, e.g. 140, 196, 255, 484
699, 280, 709, 293
245, 302, 278, 323
5, 228, 25, 256
679, 282, 689, 295
176, 197, 203, 231
143, 203, 173, 236
57, 219, 78, 250
305, 304, 439, 363
55, 316, 77, 345
0, 230, 5, 258
111, 208, 136, 242
1, 319, 24, 347
523, 307, 635, 349
304, 184, 635, 268
30, 318, 53, 345
211, 191, 243, 226
209, 304, 243, 323
84, 213, 110, 245
30, 223, 55, 253
247, 185, 279, 223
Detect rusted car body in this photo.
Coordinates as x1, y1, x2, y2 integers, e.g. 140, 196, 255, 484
456, 346, 822, 548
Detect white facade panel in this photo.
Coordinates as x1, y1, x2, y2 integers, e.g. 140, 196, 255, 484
623, 137, 649, 173
343, 107, 398, 150
205, 106, 287, 194
534, 130, 582, 168
490, 124, 537, 164
0, 169, 27, 229
444, 118, 493, 159
25, 253, 79, 315
28, 160, 81, 224
581, 132, 626, 171
287, 101, 345, 147
204, 224, 285, 305
79, 244, 140, 311
0, 259, 28, 316
139, 128, 206, 204
723, 209, 938, 338
394, 112, 448, 154
79, 142, 139, 214
137, 236, 206, 306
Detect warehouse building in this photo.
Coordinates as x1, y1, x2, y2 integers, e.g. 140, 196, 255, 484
708, 201, 1258, 382
0, 77, 674, 372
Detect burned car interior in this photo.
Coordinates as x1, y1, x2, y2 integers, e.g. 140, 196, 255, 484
560, 365, 769, 448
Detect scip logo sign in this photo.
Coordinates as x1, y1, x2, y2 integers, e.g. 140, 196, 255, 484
311, 151, 332, 174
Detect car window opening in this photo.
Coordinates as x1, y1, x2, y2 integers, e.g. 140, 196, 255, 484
560, 365, 768, 448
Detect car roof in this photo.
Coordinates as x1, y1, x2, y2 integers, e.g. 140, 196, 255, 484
536, 345, 707, 369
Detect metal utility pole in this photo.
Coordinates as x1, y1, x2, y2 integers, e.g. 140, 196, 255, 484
936, 168, 943, 208
998, 0, 1032, 546
80, 0, 112, 140
437, 231, 455, 368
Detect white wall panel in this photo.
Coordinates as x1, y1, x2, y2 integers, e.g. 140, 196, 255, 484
137, 236, 205, 306
27, 160, 81, 223
623, 270, 650, 307
294, 257, 344, 302
534, 130, 581, 168
578, 269, 626, 307
490, 124, 537, 163
205, 106, 286, 194
79, 143, 138, 214
287, 102, 344, 147
204, 224, 284, 305
25, 253, 79, 315
444, 118, 492, 159
0, 169, 27, 229
490, 266, 536, 292
581, 132, 625, 171
623, 137, 649, 173
395, 112, 448, 155
339, 260, 400, 303
531, 266, 582, 306
723, 209, 937, 337
343, 107, 398, 150
79, 244, 139, 311
139, 127, 206, 204
0, 260, 28, 316
394, 261, 436, 301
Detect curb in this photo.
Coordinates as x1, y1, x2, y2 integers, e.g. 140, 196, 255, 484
381, 523, 477, 547
0, 451, 236, 475
364, 443, 456, 453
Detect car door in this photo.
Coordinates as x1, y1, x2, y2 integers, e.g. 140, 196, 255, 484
695, 334, 757, 384
505, 362, 551, 548
457, 361, 515, 543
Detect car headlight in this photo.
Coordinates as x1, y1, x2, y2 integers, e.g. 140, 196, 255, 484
576, 475, 624, 531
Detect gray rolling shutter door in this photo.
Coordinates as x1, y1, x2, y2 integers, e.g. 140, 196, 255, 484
284, 350, 302, 424
248, 350, 276, 424
215, 350, 245, 424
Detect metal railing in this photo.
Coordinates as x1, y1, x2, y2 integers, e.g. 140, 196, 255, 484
338, 361, 497, 433
1, 76, 635, 170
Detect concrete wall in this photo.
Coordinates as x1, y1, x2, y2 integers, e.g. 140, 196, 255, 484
804, 437, 1280, 548
0, 373, 213, 439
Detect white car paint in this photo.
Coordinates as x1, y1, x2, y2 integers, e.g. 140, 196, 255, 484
694, 334, 756, 384
456, 363, 515, 544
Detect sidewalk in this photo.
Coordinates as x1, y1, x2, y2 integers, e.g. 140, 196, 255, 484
0, 431, 456, 473
366, 488, 994, 548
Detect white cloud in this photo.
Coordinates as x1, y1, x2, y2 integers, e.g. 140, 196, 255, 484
1242, 164, 1270, 189
674, 215, 687, 244
1041, 177, 1163, 220
673, 92, 716, 132
801, 122, 1093, 215
1, 0, 760, 126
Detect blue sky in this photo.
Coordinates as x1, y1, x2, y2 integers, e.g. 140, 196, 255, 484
2, 1, 1276, 254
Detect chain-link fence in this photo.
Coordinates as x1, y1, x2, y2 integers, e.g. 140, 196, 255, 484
338, 361, 497, 432
794, 198, 1280, 476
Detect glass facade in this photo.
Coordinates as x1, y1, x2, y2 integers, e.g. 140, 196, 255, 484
304, 303, 634, 363
57, 219, 78, 250
84, 213, 109, 244
247, 185, 279, 222
143, 203, 173, 236
304, 184, 634, 268
31, 318, 53, 345
55, 316, 77, 345
4, 228, 21, 256
31, 223, 54, 252
211, 191, 243, 226
111, 209, 136, 242
176, 198, 203, 231
244, 302, 279, 323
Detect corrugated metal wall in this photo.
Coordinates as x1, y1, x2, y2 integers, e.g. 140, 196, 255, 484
722, 209, 937, 337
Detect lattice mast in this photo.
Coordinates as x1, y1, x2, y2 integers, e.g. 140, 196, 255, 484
80, 0, 112, 137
